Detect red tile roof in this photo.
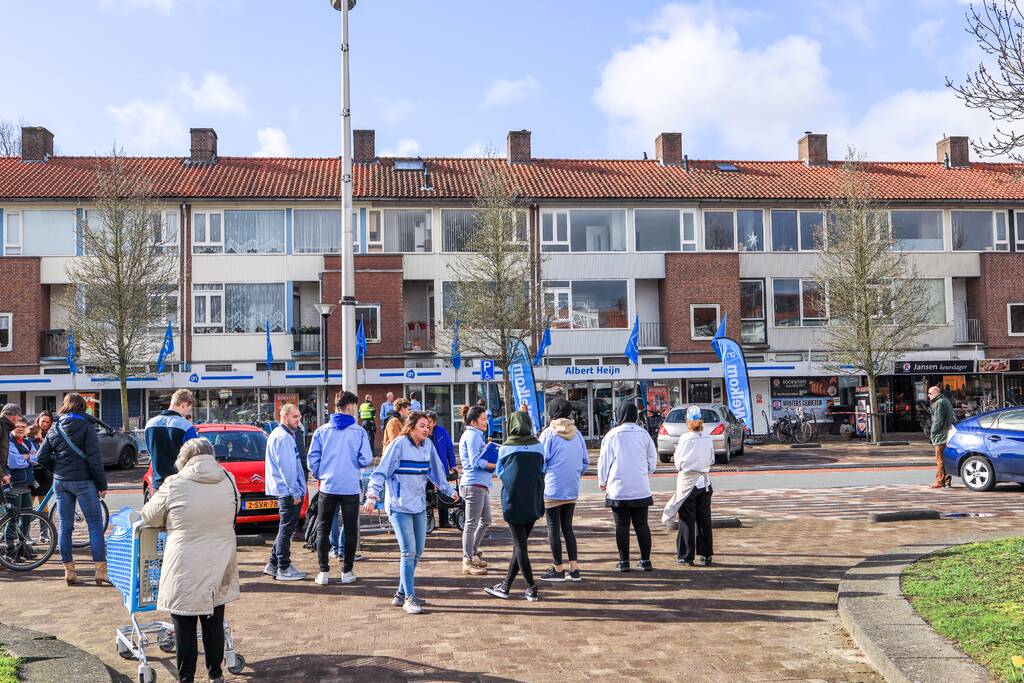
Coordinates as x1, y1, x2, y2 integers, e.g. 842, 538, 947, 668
1, 155, 1023, 202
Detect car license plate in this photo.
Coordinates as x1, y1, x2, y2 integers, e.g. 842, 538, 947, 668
244, 500, 278, 511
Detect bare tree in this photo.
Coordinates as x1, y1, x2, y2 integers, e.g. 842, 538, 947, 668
65, 148, 178, 428
947, 0, 1024, 160
0, 120, 21, 157
446, 157, 545, 414
810, 152, 938, 442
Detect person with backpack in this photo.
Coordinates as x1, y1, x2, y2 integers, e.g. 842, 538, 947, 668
381, 398, 411, 450
537, 398, 589, 583
262, 403, 307, 582
308, 391, 373, 586
35, 393, 109, 586
145, 389, 199, 492
363, 411, 459, 614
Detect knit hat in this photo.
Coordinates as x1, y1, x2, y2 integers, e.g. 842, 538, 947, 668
547, 397, 573, 420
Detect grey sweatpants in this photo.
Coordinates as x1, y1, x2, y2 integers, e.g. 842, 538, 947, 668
460, 485, 492, 561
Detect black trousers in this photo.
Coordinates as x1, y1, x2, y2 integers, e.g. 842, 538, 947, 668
316, 492, 360, 573
611, 506, 652, 563
504, 519, 537, 588
545, 504, 578, 566
677, 486, 713, 562
172, 604, 224, 683
269, 496, 301, 571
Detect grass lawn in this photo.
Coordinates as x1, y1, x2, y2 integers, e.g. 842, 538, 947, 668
903, 537, 1024, 682
0, 646, 19, 683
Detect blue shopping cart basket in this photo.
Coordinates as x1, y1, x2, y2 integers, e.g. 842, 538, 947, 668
106, 508, 166, 613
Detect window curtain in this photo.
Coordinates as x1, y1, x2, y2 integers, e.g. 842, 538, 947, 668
442, 210, 477, 252
294, 210, 341, 253
225, 283, 286, 333
23, 210, 77, 256
382, 209, 431, 253
224, 210, 286, 254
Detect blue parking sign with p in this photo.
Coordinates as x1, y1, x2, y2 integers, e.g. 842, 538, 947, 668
480, 359, 495, 381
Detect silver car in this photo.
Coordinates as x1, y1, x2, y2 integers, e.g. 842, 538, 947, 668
656, 403, 746, 465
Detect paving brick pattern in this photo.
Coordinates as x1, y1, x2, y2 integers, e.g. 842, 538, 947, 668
2, 486, 1021, 682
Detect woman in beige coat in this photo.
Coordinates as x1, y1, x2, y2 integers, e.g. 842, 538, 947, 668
142, 438, 239, 683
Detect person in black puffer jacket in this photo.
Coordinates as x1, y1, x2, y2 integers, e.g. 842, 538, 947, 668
36, 392, 109, 586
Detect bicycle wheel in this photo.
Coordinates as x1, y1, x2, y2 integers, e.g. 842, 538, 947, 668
773, 421, 789, 443
0, 509, 57, 571
50, 499, 110, 548
794, 421, 813, 444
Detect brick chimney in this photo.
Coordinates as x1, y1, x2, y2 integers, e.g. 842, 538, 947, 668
507, 130, 531, 164
21, 126, 54, 162
798, 131, 828, 166
353, 129, 375, 163
937, 136, 969, 167
655, 133, 683, 166
189, 128, 218, 164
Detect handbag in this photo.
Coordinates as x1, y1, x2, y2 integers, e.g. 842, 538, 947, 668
54, 423, 89, 461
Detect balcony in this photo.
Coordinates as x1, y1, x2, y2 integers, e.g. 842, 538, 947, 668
292, 329, 320, 356
41, 329, 68, 360
638, 322, 664, 348
405, 321, 434, 352
953, 319, 983, 344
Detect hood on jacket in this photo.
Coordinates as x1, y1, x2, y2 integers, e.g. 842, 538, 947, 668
178, 453, 228, 484
331, 412, 356, 430
616, 401, 639, 426
503, 411, 539, 446
58, 412, 88, 428
549, 418, 578, 440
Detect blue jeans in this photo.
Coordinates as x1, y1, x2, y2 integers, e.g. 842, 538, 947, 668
390, 510, 426, 599
269, 496, 301, 571
54, 479, 106, 563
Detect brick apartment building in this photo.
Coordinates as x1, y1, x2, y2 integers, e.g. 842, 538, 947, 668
0, 125, 1023, 439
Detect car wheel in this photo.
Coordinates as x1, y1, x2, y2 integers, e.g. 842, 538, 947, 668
659, 454, 671, 464
117, 447, 137, 470
142, 486, 150, 505
960, 455, 996, 492
715, 445, 730, 465
736, 439, 745, 457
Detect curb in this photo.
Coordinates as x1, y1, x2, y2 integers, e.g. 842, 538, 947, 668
837, 533, 1014, 683
0, 622, 113, 683
870, 509, 940, 523
664, 516, 742, 530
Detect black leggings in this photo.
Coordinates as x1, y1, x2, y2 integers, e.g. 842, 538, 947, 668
316, 493, 360, 573
545, 504, 577, 566
172, 604, 224, 683
611, 506, 651, 563
504, 520, 537, 588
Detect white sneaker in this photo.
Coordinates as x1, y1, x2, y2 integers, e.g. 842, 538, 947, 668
276, 566, 306, 581
341, 571, 357, 584
315, 572, 330, 586
403, 597, 423, 614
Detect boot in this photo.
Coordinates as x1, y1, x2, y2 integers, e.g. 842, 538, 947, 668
94, 561, 111, 586
63, 562, 78, 585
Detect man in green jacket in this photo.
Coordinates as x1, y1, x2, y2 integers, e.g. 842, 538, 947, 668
928, 386, 954, 488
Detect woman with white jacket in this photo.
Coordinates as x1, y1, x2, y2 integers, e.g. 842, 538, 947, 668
141, 438, 240, 683
598, 401, 658, 572
662, 406, 715, 566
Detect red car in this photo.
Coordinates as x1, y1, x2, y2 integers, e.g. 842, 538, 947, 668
142, 423, 309, 525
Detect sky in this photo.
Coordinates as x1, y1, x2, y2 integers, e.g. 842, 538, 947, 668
1, 0, 1004, 161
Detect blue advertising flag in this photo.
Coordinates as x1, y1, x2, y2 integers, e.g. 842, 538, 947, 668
265, 320, 274, 367
710, 313, 754, 432
156, 320, 174, 373
66, 329, 78, 375
624, 315, 640, 366
508, 340, 542, 434
450, 319, 461, 370
532, 323, 551, 366
356, 318, 367, 365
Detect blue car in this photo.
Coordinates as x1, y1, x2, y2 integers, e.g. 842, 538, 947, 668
943, 407, 1024, 491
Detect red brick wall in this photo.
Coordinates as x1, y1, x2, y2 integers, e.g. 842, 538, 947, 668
970, 253, 1024, 356
661, 253, 741, 362
322, 254, 405, 369
0, 258, 43, 374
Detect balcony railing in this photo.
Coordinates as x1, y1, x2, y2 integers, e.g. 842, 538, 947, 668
954, 318, 983, 344
292, 330, 320, 356
638, 321, 664, 348
41, 329, 68, 359
405, 321, 435, 351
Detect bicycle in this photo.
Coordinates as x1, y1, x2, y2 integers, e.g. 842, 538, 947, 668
36, 483, 110, 549
771, 409, 813, 444
1, 484, 57, 571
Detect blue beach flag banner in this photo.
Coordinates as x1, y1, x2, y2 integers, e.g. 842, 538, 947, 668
156, 320, 174, 373
533, 323, 551, 366
356, 319, 367, 365
710, 314, 753, 432
451, 320, 461, 370
265, 320, 273, 367
508, 340, 542, 434
624, 315, 640, 365
66, 329, 78, 375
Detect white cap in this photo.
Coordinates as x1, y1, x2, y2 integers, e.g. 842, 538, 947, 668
686, 405, 703, 421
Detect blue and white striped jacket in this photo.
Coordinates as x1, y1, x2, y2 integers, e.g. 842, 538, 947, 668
367, 435, 455, 514
145, 410, 199, 491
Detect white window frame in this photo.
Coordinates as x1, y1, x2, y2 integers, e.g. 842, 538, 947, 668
192, 284, 224, 333
1016, 211, 1024, 252
951, 209, 1009, 252
690, 304, 720, 340
700, 210, 736, 251
355, 304, 381, 343
1009, 303, 1024, 336
888, 209, 945, 252
192, 210, 224, 253
4, 212, 21, 255
540, 210, 571, 251
739, 278, 767, 345
365, 209, 382, 252
153, 210, 179, 251
770, 208, 825, 252
771, 278, 827, 327
681, 209, 698, 251
543, 285, 572, 328
0, 313, 11, 352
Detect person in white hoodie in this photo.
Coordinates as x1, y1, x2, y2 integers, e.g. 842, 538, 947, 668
598, 401, 658, 572
662, 405, 715, 566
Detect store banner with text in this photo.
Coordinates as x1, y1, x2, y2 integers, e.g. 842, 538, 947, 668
711, 315, 753, 432
508, 340, 543, 434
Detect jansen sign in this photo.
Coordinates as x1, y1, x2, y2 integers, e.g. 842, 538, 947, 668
894, 360, 976, 374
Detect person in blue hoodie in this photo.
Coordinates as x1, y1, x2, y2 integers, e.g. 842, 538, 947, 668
426, 411, 457, 529
536, 398, 589, 583
363, 411, 458, 615
458, 404, 494, 576
262, 403, 308, 582
145, 389, 199, 492
308, 390, 373, 587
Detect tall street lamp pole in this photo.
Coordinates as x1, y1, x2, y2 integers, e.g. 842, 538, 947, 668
331, 0, 358, 395
313, 303, 336, 388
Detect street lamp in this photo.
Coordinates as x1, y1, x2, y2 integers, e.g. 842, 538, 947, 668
330, 0, 358, 395
313, 302, 336, 387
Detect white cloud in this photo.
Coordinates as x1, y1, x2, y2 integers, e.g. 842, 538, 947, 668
106, 100, 186, 154
481, 76, 539, 108
101, 0, 174, 13
254, 128, 291, 157
383, 100, 415, 123
178, 73, 246, 113
380, 138, 420, 157
910, 18, 944, 54
461, 140, 489, 157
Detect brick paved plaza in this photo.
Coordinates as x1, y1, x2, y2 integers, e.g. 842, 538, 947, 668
2, 483, 1022, 682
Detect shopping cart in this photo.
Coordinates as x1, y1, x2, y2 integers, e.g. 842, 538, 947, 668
106, 509, 245, 683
